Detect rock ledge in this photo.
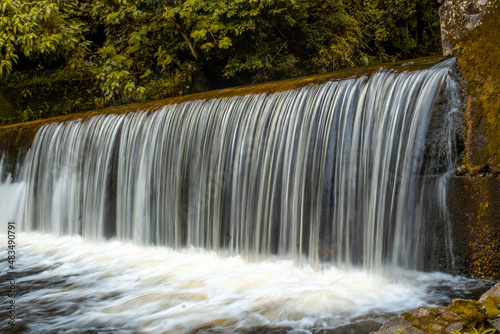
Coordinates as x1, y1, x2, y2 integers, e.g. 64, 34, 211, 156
373, 282, 500, 333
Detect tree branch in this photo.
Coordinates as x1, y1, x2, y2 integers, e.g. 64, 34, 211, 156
172, 16, 199, 60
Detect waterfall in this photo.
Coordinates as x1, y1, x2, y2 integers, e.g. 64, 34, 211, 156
3, 59, 460, 273
4, 59, 492, 334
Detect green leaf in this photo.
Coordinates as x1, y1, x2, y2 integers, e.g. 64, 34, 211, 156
218, 36, 232, 49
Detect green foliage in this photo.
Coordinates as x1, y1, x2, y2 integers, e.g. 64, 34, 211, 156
0, 0, 88, 75
0, 66, 99, 123
0, 0, 443, 124
451, 326, 499, 334
396, 326, 406, 334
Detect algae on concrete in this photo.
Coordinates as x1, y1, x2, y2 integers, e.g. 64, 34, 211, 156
456, 2, 500, 172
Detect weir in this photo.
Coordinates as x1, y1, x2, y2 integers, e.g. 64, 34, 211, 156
2, 59, 460, 273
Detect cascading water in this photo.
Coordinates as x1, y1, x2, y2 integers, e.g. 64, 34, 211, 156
0, 59, 490, 333
10, 60, 455, 268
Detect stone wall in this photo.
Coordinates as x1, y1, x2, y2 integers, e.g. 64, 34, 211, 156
434, 0, 500, 280
439, 0, 491, 57
439, 0, 500, 172
420, 175, 500, 280
448, 176, 500, 279
457, 3, 500, 173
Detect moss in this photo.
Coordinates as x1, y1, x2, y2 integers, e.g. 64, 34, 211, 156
483, 297, 500, 318
402, 307, 455, 332
456, 2, 500, 172
401, 301, 491, 333
448, 299, 486, 324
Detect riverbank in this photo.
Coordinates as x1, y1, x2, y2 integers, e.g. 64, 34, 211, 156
374, 282, 500, 334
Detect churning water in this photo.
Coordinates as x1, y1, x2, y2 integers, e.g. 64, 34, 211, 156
0, 233, 492, 333
0, 59, 491, 333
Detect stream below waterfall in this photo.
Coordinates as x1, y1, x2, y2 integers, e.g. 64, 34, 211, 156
0, 233, 495, 333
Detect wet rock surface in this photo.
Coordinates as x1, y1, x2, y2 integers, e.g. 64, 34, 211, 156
422, 175, 500, 279
439, 0, 491, 56
372, 282, 500, 333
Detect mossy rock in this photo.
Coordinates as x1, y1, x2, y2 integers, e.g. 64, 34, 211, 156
456, 2, 500, 172
448, 299, 486, 324
483, 297, 500, 318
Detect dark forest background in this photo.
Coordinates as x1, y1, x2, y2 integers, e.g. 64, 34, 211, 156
0, 0, 443, 124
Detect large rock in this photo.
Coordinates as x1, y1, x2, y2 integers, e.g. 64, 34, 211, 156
441, 0, 500, 172
480, 282, 500, 302
374, 315, 424, 334
372, 283, 500, 333
439, 0, 491, 56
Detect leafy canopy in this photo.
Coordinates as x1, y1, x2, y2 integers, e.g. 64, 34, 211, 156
0, 0, 442, 122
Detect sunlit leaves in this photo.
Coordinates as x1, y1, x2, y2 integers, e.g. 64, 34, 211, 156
0, 0, 442, 118
0, 0, 87, 76
218, 37, 232, 49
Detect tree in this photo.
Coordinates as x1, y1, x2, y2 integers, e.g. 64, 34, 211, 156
0, 0, 443, 123
0, 0, 88, 75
